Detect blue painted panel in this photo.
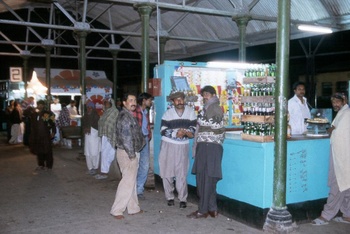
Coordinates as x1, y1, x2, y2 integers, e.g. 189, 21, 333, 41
286, 138, 330, 203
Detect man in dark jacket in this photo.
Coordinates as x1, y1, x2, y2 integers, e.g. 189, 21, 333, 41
187, 85, 225, 219
110, 92, 145, 220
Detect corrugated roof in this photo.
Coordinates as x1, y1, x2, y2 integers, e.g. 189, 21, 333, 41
0, 0, 349, 62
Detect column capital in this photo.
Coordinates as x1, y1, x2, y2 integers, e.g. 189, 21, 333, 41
134, 3, 155, 16
20, 50, 31, 59
232, 16, 251, 27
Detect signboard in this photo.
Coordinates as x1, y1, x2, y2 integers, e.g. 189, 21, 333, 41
10, 67, 23, 82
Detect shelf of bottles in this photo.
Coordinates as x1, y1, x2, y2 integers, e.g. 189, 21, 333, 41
240, 65, 276, 142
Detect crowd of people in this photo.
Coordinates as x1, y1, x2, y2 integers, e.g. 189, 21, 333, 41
5, 84, 348, 224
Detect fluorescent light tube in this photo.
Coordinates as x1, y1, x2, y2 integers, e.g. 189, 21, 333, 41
298, 25, 333, 34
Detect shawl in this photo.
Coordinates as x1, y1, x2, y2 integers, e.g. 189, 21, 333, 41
98, 98, 119, 147
330, 104, 350, 191
56, 106, 71, 128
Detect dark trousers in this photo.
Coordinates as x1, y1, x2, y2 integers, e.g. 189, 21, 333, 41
37, 152, 53, 169
194, 143, 223, 214
196, 172, 219, 213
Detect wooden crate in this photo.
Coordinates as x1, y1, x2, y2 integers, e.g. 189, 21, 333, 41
241, 133, 274, 142
243, 76, 275, 84
241, 115, 274, 123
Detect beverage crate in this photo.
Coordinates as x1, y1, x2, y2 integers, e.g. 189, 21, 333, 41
241, 133, 274, 142
241, 115, 274, 123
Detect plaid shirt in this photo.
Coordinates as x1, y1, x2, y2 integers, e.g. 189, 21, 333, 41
133, 105, 152, 140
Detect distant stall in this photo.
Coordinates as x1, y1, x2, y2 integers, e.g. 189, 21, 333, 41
33, 68, 113, 115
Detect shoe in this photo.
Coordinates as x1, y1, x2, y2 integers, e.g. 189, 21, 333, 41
311, 217, 329, 226
167, 199, 175, 206
130, 210, 144, 215
138, 194, 145, 200
95, 174, 108, 180
208, 210, 219, 218
114, 215, 124, 220
86, 169, 97, 175
179, 202, 187, 209
186, 211, 208, 219
333, 217, 350, 224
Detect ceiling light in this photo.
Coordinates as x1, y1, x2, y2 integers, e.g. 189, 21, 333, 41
297, 25, 333, 34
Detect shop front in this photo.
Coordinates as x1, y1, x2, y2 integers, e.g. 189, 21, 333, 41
152, 60, 331, 228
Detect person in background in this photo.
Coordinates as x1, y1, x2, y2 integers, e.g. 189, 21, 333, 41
9, 101, 23, 144
110, 92, 145, 220
51, 96, 62, 144
134, 92, 153, 200
82, 101, 100, 176
312, 93, 350, 225
56, 103, 72, 148
67, 100, 78, 116
115, 98, 122, 111
288, 81, 311, 135
22, 97, 35, 146
158, 91, 197, 209
187, 85, 225, 219
5, 100, 14, 142
29, 100, 56, 173
95, 98, 119, 180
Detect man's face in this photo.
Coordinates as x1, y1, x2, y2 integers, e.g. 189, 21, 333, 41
104, 101, 111, 109
37, 103, 44, 111
331, 98, 345, 112
294, 85, 305, 98
172, 97, 185, 110
144, 98, 153, 108
201, 91, 214, 103
123, 95, 137, 112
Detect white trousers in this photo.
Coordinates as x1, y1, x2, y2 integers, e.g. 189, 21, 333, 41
110, 149, 140, 216
100, 136, 116, 173
84, 127, 101, 170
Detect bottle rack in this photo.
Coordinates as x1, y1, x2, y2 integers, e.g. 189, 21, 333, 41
241, 76, 275, 142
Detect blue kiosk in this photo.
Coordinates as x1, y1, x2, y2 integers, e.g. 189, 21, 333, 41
152, 60, 330, 228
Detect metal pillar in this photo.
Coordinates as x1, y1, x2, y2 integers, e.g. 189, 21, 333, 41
159, 37, 167, 64
20, 51, 31, 99
75, 30, 88, 117
234, 17, 250, 62
109, 46, 119, 100
263, 0, 294, 232
135, 3, 155, 92
45, 47, 52, 108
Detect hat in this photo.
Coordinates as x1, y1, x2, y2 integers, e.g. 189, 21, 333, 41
86, 102, 95, 108
169, 91, 185, 100
200, 86, 216, 95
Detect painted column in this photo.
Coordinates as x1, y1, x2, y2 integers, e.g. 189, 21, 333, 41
135, 3, 155, 92
109, 46, 119, 100
75, 30, 88, 117
234, 17, 250, 62
159, 37, 168, 64
264, 0, 294, 232
20, 51, 31, 99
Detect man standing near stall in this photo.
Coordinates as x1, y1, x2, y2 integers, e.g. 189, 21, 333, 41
187, 85, 225, 219
110, 93, 145, 220
134, 92, 153, 200
288, 81, 311, 135
312, 93, 350, 225
158, 91, 197, 209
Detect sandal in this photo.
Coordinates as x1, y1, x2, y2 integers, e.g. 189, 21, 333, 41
333, 217, 350, 224
311, 217, 329, 226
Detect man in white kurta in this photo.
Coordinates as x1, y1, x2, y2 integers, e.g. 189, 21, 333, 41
288, 81, 311, 135
312, 93, 350, 225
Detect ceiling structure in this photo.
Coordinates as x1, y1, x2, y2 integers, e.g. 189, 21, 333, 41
0, 0, 350, 65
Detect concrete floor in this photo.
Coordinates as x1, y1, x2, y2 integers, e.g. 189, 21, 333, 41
0, 132, 349, 234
